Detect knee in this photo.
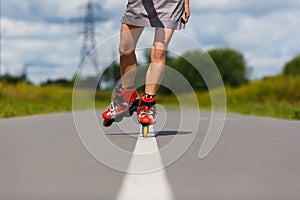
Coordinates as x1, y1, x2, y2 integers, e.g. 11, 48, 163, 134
119, 45, 135, 57
151, 45, 166, 61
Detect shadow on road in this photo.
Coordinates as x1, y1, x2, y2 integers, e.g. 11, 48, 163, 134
105, 130, 192, 137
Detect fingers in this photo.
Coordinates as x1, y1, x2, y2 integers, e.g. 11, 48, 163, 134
185, 11, 190, 23
184, 1, 190, 23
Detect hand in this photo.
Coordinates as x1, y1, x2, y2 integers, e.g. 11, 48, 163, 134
184, 0, 191, 23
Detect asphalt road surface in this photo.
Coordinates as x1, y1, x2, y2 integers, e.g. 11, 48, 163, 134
0, 110, 300, 200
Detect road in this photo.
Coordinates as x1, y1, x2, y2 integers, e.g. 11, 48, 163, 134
0, 110, 300, 200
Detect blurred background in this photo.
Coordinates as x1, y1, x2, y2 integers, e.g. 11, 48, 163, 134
0, 0, 300, 119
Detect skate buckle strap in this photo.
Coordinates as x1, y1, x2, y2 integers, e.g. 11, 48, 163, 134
138, 99, 156, 117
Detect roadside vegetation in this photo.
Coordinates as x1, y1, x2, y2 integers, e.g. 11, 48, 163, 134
195, 76, 300, 119
0, 48, 299, 119
0, 82, 73, 118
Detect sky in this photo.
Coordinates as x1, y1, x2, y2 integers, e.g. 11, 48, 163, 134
1, 0, 300, 84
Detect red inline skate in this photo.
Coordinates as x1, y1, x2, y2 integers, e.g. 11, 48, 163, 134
102, 85, 139, 127
137, 93, 156, 137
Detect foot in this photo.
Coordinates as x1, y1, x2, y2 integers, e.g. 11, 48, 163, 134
102, 85, 139, 120
137, 93, 156, 125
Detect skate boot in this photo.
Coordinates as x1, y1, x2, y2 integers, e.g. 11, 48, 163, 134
137, 93, 156, 137
102, 86, 139, 127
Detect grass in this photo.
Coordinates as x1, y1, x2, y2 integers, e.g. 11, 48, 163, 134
1, 76, 300, 120
195, 76, 300, 120
226, 102, 300, 119
0, 82, 73, 118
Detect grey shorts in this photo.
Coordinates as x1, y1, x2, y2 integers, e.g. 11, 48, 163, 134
121, 0, 185, 30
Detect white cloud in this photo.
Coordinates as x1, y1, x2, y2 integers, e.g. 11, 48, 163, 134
2, 0, 123, 22
2, 17, 81, 83
2, 17, 77, 38
193, 0, 300, 13
223, 9, 300, 77
2, 0, 87, 20
2, 37, 80, 78
185, 4, 300, 78
247, 56, 291, 78
1, 5, 119, 83
1, 0, 300, 83
225, 10, 300, 52
102, 0, 125, 11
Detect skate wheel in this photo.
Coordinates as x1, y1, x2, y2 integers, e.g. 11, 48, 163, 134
139, 124, 155, 137
103, 119, 113, 127
142, 125, 148, 138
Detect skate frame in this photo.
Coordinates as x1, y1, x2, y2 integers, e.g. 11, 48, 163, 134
139, 124, 155, 137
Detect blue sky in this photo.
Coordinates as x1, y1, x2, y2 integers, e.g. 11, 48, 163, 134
1, 0, 300, 84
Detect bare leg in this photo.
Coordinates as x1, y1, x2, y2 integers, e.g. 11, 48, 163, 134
119, 24, 144, 88
145, 28, 174, 95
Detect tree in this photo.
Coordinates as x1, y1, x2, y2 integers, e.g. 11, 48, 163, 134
164, 48, 248, 92
0, 73, 30, 84
283, 55, 300, 76
99, 61, 121, 89
41, 78, 74, 87
165, 51, 207, 91
208, 48, 248, 87
141, 48, 249, 94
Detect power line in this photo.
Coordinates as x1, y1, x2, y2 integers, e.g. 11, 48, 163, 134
70, 0, 107, 74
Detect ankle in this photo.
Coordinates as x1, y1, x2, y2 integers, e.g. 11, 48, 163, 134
141, 93, 156, 103
145, 93, 156, 99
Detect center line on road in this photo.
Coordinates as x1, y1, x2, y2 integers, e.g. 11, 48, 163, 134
116, 137, 174, 200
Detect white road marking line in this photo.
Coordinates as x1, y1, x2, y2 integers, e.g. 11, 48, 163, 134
116, 137, 174, 200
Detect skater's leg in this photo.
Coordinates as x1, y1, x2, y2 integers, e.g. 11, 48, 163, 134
145, 28, 174, 95
119, 24, 144, 88
137, 28, 174, 126
102, 24, 142, 122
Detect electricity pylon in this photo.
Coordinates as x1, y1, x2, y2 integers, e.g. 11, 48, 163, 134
70, 0, 107, 74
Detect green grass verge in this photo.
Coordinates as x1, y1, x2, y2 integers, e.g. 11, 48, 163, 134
0, 82, 110, 118
1, 76, 300, 120
195, 76, 300, 120
226, 102, 300, 120
0, 82, 71, 118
